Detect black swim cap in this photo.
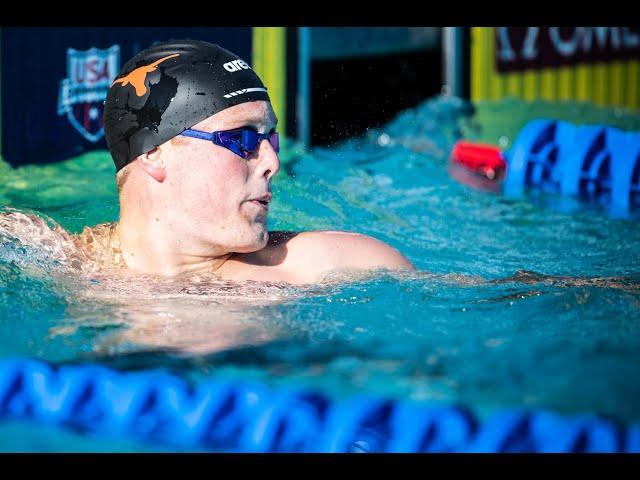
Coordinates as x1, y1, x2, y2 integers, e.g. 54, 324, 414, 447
104, 39, 271, 172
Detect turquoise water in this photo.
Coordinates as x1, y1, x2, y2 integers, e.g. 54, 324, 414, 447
1, 96, 640, 451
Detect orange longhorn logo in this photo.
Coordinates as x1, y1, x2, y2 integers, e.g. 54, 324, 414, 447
111, 53, 180, 96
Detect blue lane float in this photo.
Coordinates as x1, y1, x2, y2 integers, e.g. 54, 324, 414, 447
451, 120, 640, 216
1, 357, 638, 452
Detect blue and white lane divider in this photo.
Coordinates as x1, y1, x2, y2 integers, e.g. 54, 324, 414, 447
0, 357, 638, 452
450, 120, 640, 216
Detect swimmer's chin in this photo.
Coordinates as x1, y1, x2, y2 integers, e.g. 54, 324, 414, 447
228, 230, 269, 254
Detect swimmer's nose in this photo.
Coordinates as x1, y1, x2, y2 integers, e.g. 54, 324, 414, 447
255, 137, 280, 180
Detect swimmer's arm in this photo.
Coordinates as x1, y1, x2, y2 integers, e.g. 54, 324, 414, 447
281, 230, 415, 283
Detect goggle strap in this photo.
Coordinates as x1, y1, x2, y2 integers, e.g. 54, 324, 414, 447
181, 129, 215, 141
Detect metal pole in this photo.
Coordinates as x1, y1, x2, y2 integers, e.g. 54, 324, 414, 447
297, 27, 311, 147
443, 27, 464, 97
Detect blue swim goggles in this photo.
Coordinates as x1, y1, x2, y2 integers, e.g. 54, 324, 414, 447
180, 127, 280, 159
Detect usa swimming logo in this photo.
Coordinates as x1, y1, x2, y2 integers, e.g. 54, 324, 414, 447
57, 45, 120, 143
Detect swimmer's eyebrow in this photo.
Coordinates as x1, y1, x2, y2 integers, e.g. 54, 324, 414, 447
230, 112, 278, 132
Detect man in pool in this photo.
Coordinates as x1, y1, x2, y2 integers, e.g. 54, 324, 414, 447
64, 39, 414, 283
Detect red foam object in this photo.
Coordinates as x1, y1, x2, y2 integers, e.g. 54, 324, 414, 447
450, 141, 506, 181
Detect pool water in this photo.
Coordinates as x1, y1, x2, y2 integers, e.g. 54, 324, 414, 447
1, 95, 640, 451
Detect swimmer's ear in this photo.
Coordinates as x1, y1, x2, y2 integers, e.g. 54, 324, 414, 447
138, 147, 166, 183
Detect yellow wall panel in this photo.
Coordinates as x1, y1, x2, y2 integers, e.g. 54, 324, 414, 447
470, 27, 639, 111
252, 27, 286, 140
539, 68, 556, 102
627, 61, 640, 110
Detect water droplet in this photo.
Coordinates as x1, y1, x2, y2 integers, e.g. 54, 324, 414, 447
378, 133, 391, 147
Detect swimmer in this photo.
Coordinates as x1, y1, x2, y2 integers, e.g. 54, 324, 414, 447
2, 39, 415, 285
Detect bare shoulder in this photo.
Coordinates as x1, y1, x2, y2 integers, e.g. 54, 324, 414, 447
275, 230, 415, 283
